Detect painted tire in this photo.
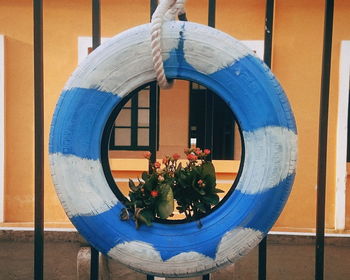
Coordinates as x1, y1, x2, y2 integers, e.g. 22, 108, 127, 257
49, 21, 297, 277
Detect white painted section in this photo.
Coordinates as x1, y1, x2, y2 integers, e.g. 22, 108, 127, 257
183, 26, 253, 75
215, 227, 264, 265
335, 41, 350, 230
107, 227, 262, 277
108, 240, 215, 276
0, 35, 4, 223
49, 153, 119, 218
236, 126, 297, 194
67, 22, 258, 99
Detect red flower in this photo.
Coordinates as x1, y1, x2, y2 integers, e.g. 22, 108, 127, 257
143, 151, 151, 159
154, 162, 161, 169
204, 149, 211, 155
162, 156, 169, 164
194, 148, 202, 155
150, 190, 158, 197
187, 153, 198, 161
184, 148, 190, 155
172, 153, 181, 161
197, 180, 203, 185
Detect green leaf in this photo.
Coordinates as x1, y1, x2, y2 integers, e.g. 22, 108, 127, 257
202, 162, 216, 180
120, 208, 130, 221
157, 184, 174, 219
214, 188, 225, 193
202, 193, 220, 205
193, 186, 205, 196
194, 202, 207, 213
128, 179, 138, 192
138, 209, 154, 226
141, 171, 149, 182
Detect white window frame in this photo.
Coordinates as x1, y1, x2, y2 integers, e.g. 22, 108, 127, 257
335, 41, 350, 230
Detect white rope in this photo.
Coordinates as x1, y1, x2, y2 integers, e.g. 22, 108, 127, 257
151, 0, 186, 89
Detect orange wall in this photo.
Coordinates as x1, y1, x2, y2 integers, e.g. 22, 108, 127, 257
1, 0, 350, 232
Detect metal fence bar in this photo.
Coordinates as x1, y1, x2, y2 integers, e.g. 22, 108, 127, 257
315, 0, 334, 279
150, 0, 157, 20
258, 1, 274, 279
33, 0, 44, 279
208, 0, 216, 28
90, 0, 101, 279
92, 0, 101, 49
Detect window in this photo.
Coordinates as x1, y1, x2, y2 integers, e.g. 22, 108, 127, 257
109, 83, 158, 151
188, 40, 262, 160
189, 82, 237, 160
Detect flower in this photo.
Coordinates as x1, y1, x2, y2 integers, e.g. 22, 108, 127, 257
162, 156, 170, 165
144, 151, 151, 159
172, 153, 181, 161
187, 153, 198, 161
150, 190, 159, 197
197, 179, 206, 187
194, 148, 202, 155
204, 149, 211, 155
122, 146, 222, 229
158, 175, 165, 182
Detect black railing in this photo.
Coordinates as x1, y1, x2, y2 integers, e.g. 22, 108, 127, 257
258, 1, 274, 279
32, 0, 335, 279
316, 1, 334, 279
33, 0, 44, 279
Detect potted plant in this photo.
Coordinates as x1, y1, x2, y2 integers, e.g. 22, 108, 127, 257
120, 147, 224, 228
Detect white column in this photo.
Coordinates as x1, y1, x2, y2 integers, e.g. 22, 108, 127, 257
335, 41, 350, 230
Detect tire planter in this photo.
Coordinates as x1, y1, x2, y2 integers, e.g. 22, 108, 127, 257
49, 21, 297, 277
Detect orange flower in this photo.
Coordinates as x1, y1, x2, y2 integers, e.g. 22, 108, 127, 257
154, 162, 161, 168
204, 149, 211, 155
172, 153, 181, 160
187, 153, 198, 161
194, 147, 202, 155
162, 156, 169, 164
150, 190, 158, 197
143, 151, 151, 159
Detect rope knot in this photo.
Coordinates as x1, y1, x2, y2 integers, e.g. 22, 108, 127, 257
151, 0, 187, 89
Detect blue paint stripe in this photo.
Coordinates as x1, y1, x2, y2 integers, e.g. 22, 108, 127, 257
163, 30, 296, 133
49, 87, 121, 160
71, 202, 221, 260
70, 174, 295, 260
210, 173, 296, 234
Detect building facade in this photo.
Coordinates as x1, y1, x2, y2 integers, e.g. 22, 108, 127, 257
0, 0, 350, 233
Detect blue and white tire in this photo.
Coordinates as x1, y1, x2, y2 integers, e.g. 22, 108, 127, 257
49, 21, 297, 277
